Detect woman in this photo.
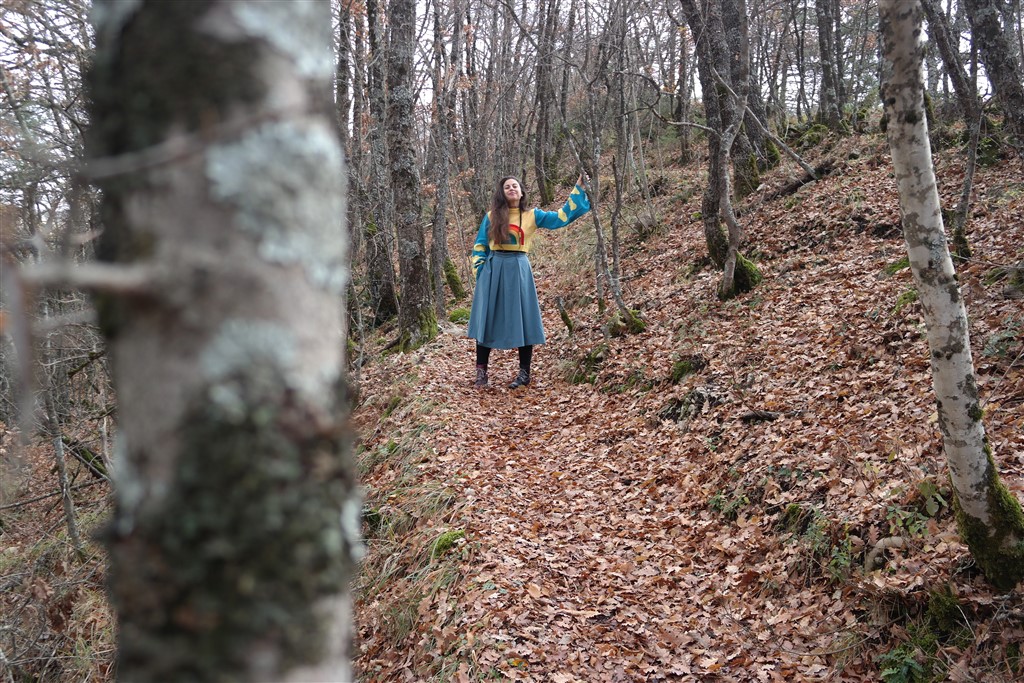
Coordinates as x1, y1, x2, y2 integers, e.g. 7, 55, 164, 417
468, 173, 590, 388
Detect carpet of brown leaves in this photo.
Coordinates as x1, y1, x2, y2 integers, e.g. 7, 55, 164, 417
354, 133, 1023, 681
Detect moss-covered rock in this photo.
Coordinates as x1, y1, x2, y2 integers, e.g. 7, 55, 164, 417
448, 307, 470, 324
430, 529, 465, 559
670, 354, 708, 384
568, 343, 609, 385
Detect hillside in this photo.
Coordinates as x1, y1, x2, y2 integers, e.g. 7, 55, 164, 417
352, 130, 1024, 682
0, 128, 1020, 682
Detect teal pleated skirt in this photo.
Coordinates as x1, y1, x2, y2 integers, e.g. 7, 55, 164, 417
467, 251, 546, 349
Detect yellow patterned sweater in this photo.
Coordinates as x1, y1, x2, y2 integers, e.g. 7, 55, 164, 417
471, 183, 591, 280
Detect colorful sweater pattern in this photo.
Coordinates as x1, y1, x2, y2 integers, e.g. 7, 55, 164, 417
471, 183, 591, 280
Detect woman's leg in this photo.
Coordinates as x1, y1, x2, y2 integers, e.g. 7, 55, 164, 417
475, 344, 491, 387
511, 345, 532, 388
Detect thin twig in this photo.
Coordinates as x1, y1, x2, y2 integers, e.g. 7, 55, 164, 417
18, 262, 156, 295
0, 479, 107, 512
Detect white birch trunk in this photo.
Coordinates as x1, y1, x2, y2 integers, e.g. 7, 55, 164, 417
880, 0, 1024, 590
88, 1, 359, 678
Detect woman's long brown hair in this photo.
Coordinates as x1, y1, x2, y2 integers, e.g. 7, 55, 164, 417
487, 176, 526, 245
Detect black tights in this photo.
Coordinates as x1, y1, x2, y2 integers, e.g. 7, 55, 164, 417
477, 344, 532, 369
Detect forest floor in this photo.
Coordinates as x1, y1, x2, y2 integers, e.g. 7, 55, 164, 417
0, 127, 1021, 683
352, 129, 1024, 682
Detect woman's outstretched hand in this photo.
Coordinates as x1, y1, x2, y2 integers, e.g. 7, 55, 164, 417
577, 172, 589, 188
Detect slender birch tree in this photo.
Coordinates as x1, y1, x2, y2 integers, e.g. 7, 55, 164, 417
87, 0, 361, 678
880, 0, 1024, 590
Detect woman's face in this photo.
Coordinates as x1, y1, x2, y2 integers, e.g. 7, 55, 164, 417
503, 178, 522, 206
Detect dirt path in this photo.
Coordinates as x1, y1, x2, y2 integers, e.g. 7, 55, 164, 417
355, 331, 852, 682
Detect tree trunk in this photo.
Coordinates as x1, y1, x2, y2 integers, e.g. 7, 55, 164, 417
920, 0, 981, 124
389, 0, 436, 350
880, 0, 1024, 591
723, 0, 762, 197
815, 0, 844, 130
681, 0, 762, 299
87, 1, 360, 678
429, 0, 462, 316
533, 0, 558, 206
963, 0, 1024, 139
365, 0, 400, 325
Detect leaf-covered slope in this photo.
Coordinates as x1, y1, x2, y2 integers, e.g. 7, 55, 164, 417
353, 132, 1023, 682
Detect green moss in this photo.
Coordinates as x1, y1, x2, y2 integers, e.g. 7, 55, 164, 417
568, 343, 609, 384
797, 123, 830, 151
734, 153, 761, 199
606, 309, 647, 337
764, 140, 781, 170
443, 258, 466, 300
884, 257, 910, 277
394, 310, 438, 353
893, 288, 919, 315
925, 586, 965, 638
952, 447, 1024, 590
718, 253, 762, 301
448, 307, 470, 324
430, 529, 465, 560
670, 354, 707, 384
977, 136, 1001, 167
559, 302, 576, 336
383, 395, 402, 418
108, 369, 356, 679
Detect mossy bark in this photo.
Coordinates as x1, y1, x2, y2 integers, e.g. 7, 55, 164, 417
882, 0, 1024, 592
443, 257, 466, 301
396, 309, 438, 353
88, 1, 357, 679
952, 447, 1024, 590
389, 0, 435, 347
109, 372, 357, 678
733, 152, 761, 199
718, 252, 762, 300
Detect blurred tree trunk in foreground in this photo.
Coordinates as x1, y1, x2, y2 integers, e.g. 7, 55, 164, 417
87, 0, 360, 679
880, 0, 1024, 591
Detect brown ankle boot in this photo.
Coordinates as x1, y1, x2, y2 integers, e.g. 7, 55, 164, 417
475, 364, 489, 388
